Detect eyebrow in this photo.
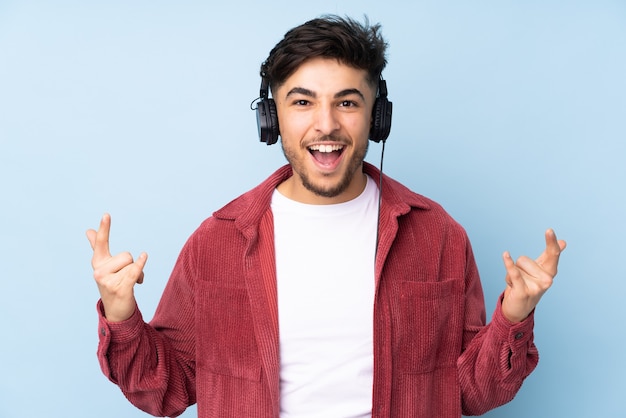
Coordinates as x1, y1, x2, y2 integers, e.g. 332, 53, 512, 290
285, 87, 366, 102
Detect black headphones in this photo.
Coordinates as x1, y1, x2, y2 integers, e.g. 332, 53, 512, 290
255, 76, 392, 145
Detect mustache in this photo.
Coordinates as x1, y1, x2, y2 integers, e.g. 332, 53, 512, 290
307, 134, 349, 144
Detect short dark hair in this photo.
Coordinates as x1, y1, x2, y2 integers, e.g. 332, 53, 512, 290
260, 15, 388, 93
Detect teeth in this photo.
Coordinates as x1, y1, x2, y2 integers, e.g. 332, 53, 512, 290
308, 144, 343, 153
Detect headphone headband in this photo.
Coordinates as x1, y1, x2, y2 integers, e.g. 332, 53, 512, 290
259, 76, 270, 100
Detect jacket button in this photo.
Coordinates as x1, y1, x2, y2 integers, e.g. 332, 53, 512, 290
100, 327, 106, 337
514, 332, 524, 340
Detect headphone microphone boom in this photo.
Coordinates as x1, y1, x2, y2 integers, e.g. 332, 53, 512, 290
255, 76, 393, 145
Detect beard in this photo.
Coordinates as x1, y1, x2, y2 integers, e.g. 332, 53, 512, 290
281, 135, 369, 199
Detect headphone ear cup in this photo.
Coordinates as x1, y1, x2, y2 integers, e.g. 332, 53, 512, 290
257, 98, 280, 145
369, 97, 392, 143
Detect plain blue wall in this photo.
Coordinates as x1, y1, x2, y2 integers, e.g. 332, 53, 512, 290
1, 1, 624, 417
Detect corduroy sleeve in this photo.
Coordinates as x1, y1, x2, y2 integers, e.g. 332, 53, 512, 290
457, 244, 538, 416
95, 232, 200, 417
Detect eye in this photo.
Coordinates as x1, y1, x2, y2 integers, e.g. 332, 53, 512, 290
339, 100, 358, 108
293, 99, 310, 106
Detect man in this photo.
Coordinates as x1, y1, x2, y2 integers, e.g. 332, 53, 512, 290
87, 15, 566, 417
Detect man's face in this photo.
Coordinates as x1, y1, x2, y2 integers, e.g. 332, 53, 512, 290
274, 58, 376, 204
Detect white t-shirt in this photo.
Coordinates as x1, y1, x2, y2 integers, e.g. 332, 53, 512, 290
271, 175, 379, 418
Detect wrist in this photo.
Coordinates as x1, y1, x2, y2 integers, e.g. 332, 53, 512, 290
501, 294, 531, 323
101, 297, 137, 323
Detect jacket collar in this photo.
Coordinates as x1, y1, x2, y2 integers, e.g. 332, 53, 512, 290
213, 162, 432, 235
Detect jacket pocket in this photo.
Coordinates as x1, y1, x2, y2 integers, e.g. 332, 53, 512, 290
395, 279, 464, 374
197, 284, 262, 381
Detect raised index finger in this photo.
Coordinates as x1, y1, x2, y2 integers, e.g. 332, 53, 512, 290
91, 213, 112, 263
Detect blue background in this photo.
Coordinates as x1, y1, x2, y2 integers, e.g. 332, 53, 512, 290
1, 1, 624, 417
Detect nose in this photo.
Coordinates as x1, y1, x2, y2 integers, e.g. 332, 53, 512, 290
314, 104, 340, 136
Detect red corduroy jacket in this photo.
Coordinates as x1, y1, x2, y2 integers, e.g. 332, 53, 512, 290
97, 163, 538, 417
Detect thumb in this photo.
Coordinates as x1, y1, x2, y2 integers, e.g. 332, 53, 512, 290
502, 251, 522, 288
135, 252, 148, 284
86, 229, 97, 250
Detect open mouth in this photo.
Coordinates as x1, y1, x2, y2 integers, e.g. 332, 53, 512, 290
308, 144, 345, 167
